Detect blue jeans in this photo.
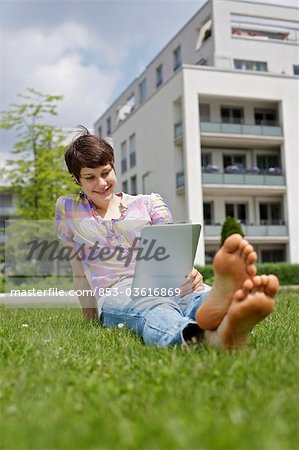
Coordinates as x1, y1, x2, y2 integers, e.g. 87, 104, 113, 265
98, 277, 211, 347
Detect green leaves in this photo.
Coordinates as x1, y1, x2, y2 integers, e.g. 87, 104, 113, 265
1, 88, 76, 220
221, 216, 245, 246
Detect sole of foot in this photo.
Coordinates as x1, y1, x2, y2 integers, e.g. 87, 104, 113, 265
196, 234, 257, 331
213, 274, 279, 350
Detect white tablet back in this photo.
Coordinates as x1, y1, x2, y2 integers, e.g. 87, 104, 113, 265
131, 223, 201, 298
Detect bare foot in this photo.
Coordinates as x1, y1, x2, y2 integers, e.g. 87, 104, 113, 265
204, 274, 279, 350
196, 234, 257, 330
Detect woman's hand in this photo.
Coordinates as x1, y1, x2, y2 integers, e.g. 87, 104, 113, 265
179, 268, 204, 297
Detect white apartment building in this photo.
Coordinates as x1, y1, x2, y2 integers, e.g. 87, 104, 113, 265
94, 0, 299, 265
0, 185, 17, 250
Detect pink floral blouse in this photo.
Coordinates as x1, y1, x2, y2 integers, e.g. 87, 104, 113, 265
55, 192, 173, 299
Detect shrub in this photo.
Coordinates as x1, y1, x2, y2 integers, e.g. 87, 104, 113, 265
195, 264, 214, 285
221, 216, 244, 246
195, 263, 299, 286
256, 263, 299, 286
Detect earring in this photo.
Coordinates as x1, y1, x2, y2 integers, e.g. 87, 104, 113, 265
79, 188, 85, 198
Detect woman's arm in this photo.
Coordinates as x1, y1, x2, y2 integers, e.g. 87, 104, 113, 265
55, 199, 98, 320
65, 242, 98, 321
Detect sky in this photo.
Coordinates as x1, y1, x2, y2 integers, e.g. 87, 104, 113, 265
0, 0, 298, 166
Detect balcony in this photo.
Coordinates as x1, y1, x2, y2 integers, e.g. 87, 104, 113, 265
205, 224, 288, 237
200, 121, 282, 137
202, 166, 285, 186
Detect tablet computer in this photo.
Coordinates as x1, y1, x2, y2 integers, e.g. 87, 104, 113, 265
131, 223, 201, 299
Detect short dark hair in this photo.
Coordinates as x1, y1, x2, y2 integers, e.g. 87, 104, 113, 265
65, 126, 115, 183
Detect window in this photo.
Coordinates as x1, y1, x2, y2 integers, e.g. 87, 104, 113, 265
196, 18, 212, 50
130, 175, 137, 195
201, 152, 212, 168
121, 141, 127, 174
98, 126, 102, 138
259, 203, 282, 225
232, 27, 289, 41
230, 14, 298, 44
255, 108, 277, 126
0, 194, 13, 207
129, 133, 136, 168
223, 154, 246, 170
116, 95, 136, 124
221, 107, 244, 124
106, 117, 111, 135
225, 203, 248, 224
156, 64, 163, 87
203, 202, 214, 225
199, 103, 210, 122
205, 250, 216, 264
261, 249, 285, 263
173, 46, 182, 71
293, 65, 299, 76
122, 180, 128, 193
256, 154, 280, 171
234, 59, 267, 72
139, 79, 147, 104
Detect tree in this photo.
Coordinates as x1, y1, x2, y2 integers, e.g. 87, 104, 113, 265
0, 88, 76, 219
220, 216, 245, 246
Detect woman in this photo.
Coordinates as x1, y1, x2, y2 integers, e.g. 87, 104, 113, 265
56, 127, 279, 349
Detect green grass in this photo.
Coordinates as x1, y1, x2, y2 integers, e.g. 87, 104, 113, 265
1, 291, 299, 450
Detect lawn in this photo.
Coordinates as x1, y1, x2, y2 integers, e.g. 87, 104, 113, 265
1, 290, 299, 450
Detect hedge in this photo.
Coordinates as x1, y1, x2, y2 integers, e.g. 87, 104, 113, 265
196, 263, 299, 286
0, 264, 298, 294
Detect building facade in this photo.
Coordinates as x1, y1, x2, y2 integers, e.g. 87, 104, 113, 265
0, 185, 17, 255
94, 0, 299, 265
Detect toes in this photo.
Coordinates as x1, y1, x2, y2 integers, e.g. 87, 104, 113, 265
233, 288, 245, 302
238, 240, 258, 267
243, 278, 254, 291
242, 243, 253, 258
260, 274, 268, 285
254, 274, 279, 297
265, 274, 280, 296
247, 264, 257, 278
246, 250, 257, 265
237, 238, 249, 255
252, 275, 262, 287
224, 233, 243, 253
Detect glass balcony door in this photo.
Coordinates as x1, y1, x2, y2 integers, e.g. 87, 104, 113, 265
225, 203, 248, 224
259, 203, 283, 225
221, 106, 244, 124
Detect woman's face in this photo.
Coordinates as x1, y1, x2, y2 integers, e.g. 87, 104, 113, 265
79, 164, 117, 208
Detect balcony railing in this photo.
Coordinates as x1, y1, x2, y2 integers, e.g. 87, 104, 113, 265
205, 224, 288, 237
175, 168, 285, 188
0, 206, 17, 216
202, 167, 285, 186
200, 121, 282, 137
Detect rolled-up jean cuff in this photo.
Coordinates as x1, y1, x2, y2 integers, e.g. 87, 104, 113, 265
180, 321, 204, 345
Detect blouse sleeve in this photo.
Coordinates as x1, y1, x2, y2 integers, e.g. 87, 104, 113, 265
148, 193, 174, 224
55, 196, 75, 243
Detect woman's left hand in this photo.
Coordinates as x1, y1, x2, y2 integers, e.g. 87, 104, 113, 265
179, 268, 204, 297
